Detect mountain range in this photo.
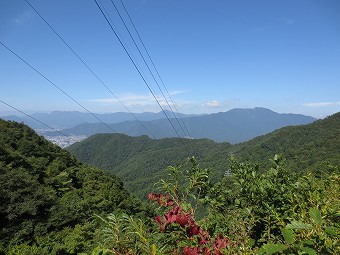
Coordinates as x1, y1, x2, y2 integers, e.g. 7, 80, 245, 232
67, 111, 339, 198
44, 107, 315, 143
1, 110, 193, 129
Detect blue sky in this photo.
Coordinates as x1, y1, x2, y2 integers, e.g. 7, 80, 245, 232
0, 0, 339, 118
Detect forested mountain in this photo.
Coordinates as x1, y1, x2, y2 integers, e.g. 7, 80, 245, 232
50, 107, 315, 143
233, 111, 340, 171
67, 111, 339, 198
2, 110, 193, 129
0, 119, 147, 254
69, 134, 231, 196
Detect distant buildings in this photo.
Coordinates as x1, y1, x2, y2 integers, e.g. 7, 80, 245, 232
44, 135, 86, 148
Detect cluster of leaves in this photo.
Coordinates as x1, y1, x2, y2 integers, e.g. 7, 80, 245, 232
0, 120, 149, 254
91, 157, 231, 254
205, 156, 340, 254
92, 155, 339, 254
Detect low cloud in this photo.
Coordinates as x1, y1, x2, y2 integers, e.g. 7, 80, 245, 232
90, 92, 182, 109
169, 90, 188, 96
303, 101, 340, 107
203, 100, 222, 108
90, 93, 155, 106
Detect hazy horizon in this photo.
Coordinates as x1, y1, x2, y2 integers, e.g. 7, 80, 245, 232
0, 106, 333, 120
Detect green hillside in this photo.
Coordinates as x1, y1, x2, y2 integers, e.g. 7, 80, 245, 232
233, 112, 340, 171
0, 119, 147, 254
67, 112, 340, 198
67, 133, 232, 197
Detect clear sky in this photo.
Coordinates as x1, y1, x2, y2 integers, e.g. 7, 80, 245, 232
0, 0, 339, 118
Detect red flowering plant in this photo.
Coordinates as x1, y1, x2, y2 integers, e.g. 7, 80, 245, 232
93, 157, 230, 255
148, 157, 230, 254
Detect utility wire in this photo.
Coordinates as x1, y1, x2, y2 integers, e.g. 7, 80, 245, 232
109, 0, 187, 138
94, 0, 183, 139
24, 0, 155, 139
0, 40, 117, 134
0, 99, 68, 137
118, 0, 192, 138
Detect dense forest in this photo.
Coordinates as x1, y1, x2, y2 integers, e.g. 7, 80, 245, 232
67, 112, 340, 198
0, 113, 339, 254
0, 120, 149, 254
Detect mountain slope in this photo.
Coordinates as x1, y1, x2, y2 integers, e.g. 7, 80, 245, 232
0, 119, 146, 254
67, 133, 232, 197
67, 112, 339, 198
232, 111, 340, 170
56, 107, 315, 143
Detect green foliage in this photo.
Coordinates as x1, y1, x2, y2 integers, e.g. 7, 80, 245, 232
94, 213, 163, 255
92, 158, 230, 255
205, 156, 339, 254
234, 112, 340, 172
0, 120, 147, 254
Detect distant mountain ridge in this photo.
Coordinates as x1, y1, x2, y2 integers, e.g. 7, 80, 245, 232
2, 110, 194, 129
48, 107, 315, 143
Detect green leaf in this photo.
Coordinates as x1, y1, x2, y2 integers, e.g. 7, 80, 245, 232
282, 228, 295, 244
151, 244, 157, 255
325, 226, 338, 236
300, 246, 317, 255
258, 243, 287, 254
91, 247, 111, 255
309, 208, 322, 225
286, 220, 312, 230
248, 238, 255, 247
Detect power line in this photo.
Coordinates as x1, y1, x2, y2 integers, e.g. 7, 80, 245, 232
0, 99, 68, 137
108, 0, 188, 138
0, 40, 117, 134
94, 0, 183, 139
118, 0, 192, 138
24, 0, 156, 139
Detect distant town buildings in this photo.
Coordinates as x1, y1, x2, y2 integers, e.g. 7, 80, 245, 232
43, 135, 87, 148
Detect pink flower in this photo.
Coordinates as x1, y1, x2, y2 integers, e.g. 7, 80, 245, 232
176, 213, 189, 227
199, 229, 210, 245
183, 246, 201, 255
187, 221, 200, 237
213, 234, 230, 254
154, 215, 166, 232
148, 193, 174, 206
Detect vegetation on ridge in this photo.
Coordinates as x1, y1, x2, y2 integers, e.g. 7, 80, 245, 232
67, 112, 340, 198
0, 119, 148, 254
89, 156, 339, 254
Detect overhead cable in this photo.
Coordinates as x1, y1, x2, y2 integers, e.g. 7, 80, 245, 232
118, 0, 192, 138
94, 0, 183, 139
0, 40, 117, 134
109, 0, 188, 138
24, 0, 155, 139
0, 99, 68, 137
